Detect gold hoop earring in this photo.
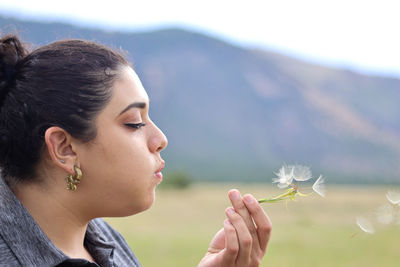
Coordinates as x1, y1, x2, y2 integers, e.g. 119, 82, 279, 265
66, 165, 83, 191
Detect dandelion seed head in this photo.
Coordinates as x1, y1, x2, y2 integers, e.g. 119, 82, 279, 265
386, 190, 400, 205
376, 203, 394, 225
356, 217, 375, 234
272, 165, 294, 189
291, 164, 312, 182
312, 175, 326, 197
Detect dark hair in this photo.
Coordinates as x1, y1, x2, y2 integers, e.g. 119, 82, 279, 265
0, 34, 129, 183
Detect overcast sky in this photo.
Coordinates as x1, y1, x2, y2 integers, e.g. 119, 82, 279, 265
0, 0, 399, 78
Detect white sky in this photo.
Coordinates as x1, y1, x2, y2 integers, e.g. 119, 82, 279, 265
0, 0, 399, 78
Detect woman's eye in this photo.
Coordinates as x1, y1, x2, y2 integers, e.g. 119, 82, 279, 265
125, 123, 146, 129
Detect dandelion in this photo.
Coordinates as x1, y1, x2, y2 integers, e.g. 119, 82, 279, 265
272, 165, 294, 189
356, 216, 375, 234
259, 164, 325, 204
376, 203, 394, 225
386, 190, 400, 205
312, 175, 326, 197
355, 188, 400, 234
292, 164, 312, 182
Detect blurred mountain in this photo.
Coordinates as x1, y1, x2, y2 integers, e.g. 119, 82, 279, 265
1, 15, 399, 183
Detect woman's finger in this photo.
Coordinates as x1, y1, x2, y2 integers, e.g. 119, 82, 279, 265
228, 189, 259, 247
221, 219, 239, 264
243, 194, 272, 252
225, 207, 252, 266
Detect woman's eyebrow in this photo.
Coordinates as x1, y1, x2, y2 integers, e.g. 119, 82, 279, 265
119, 102, 147, 115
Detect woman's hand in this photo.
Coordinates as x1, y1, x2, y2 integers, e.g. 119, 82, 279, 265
198, 189, 272, 267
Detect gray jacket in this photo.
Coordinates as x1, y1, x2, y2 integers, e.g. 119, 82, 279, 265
0, 177, 140, 267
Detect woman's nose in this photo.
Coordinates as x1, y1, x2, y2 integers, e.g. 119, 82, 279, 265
156, 130, 168, 152
148, 122, 168, 153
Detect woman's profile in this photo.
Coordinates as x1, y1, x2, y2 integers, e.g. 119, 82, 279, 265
0, 34, 272, 266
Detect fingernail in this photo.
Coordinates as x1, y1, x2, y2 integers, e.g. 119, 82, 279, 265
227, 207, 236, 215
224, 219, 232, 225
244, 195, 254, 204
231, 190, 240, 200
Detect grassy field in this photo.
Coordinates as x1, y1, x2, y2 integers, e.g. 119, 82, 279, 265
106, 183, 399, 266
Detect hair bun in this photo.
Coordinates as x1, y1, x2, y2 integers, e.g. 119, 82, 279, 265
0, 35, 28, 103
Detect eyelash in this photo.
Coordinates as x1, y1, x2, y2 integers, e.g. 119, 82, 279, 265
125, 123, 146, 129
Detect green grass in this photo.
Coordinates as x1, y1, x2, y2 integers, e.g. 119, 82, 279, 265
106, 184, 399, 266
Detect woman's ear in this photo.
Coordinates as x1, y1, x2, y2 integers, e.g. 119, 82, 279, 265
44, 126, 77, 173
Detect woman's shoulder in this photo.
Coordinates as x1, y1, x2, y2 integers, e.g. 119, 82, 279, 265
0, 235, 20, 266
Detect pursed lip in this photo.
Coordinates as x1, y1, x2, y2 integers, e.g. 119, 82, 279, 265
155, 161, 165, 174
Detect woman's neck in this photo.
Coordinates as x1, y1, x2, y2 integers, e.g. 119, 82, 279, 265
12, 181, 95, 262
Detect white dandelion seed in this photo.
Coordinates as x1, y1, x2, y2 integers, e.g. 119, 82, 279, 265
386, 190, 400, 205
356, 217, 375, 234
376, 203, 394, 225
312, 175, 326, 197
291, 164, 312, 182
272, 165, 294, 189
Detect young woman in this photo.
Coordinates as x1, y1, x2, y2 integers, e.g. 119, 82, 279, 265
0, 34, 272, 266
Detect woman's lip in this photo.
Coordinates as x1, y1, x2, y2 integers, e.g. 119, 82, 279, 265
155, 161, 165, 173
154, 161, 165, 181
154, 171, 163, 180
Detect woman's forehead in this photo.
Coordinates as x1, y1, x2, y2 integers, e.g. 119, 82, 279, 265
115, 67, 149, 103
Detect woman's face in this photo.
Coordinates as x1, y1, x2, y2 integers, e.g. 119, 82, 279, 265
75, 66, 167, 217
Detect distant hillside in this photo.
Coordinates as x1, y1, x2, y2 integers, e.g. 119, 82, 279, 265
1, 15, 399, 183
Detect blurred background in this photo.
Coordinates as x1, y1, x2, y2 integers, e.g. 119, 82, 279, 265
1, 1, 399, 266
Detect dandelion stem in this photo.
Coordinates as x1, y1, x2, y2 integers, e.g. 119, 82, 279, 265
258, 197, 284, 203
258, 188, 298, 203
